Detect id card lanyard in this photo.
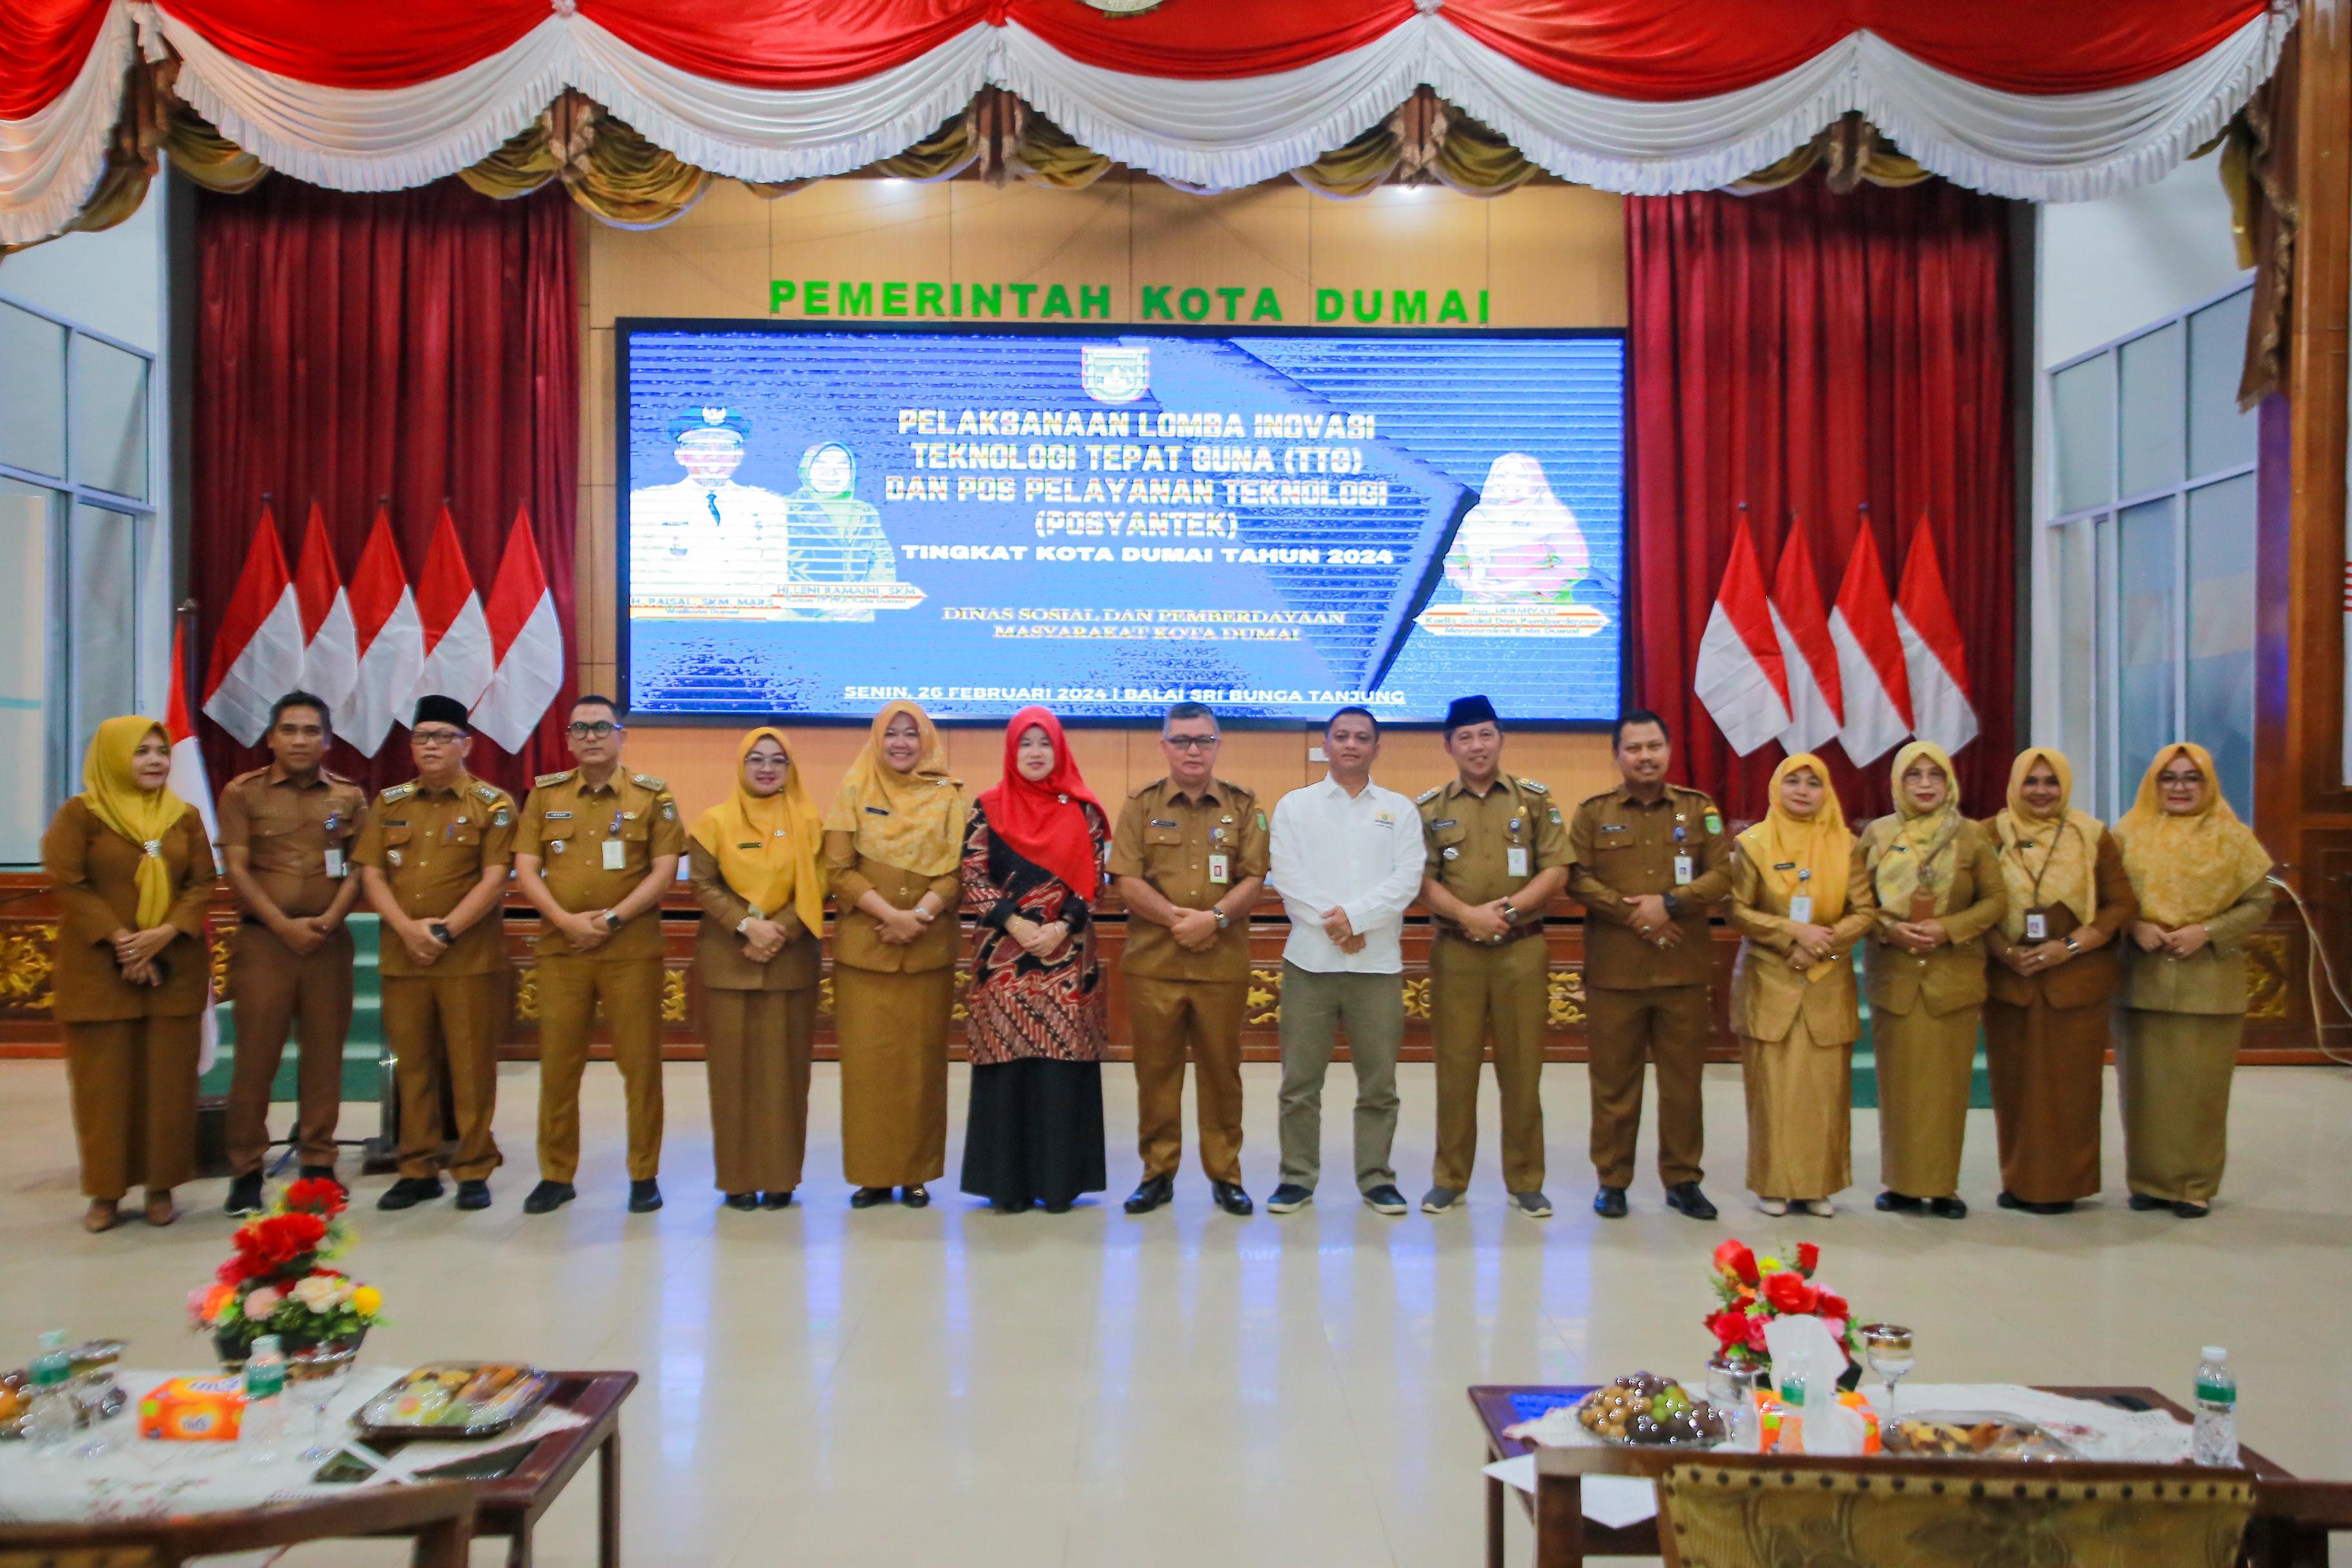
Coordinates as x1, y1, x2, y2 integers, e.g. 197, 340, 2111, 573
2014, 819, 2077, 941
1788, 867, 1814, 926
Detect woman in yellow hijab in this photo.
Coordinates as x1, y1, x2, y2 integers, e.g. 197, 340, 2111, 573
41, 717, 216, 1232
2110, 742, 2275, 1217
689, 727, 827, 1210
1856, 740, 2006, 1217
1728, 754, 1876, 1217
822, 700, 970, 1208
1980, 748, 2135, 1214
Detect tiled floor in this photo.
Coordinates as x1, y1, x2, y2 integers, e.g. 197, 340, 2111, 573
4, 1057, 2348, 1566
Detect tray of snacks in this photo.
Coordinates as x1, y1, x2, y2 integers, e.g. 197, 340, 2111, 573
352, 1363, 553, 1441
1575, 1372, 1729, 1448
1881, 1411, 2079, 1462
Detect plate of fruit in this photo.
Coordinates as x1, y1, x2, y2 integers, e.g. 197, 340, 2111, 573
1575, 1373, 1729, 1448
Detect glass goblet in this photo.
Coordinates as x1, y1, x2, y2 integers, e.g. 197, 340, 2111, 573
287, 1346, 357, 1465
1858, 1323, 1916, 1423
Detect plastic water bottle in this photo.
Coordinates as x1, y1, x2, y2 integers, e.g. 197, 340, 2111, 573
243, 1335, 288, 1462
2193, 1346, 2238, 1466
1778, 1349, 1811, 1455
22, 1331, 75, 1453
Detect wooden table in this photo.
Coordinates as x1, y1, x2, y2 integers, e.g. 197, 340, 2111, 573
1468, 1383, 2344, 1568
373, 1369, 636, 1568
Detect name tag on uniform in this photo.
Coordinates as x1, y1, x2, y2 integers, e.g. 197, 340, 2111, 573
1674, 854, 1694, 886
2024, 908, 2049, 941
1507, 846, 1530, 877
1789, 894, 1814, 925
602, 839, 627, 871
324, 847, 346, 879
1208, 853, 1230, 885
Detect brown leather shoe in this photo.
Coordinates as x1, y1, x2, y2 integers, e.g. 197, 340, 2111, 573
83, 1199, 119, 1233
143, 1189, 181, 1226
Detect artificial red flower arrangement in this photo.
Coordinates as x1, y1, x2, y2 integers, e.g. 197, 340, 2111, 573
189, 1178, 384, 1364
1703, 1239, 1860, 1385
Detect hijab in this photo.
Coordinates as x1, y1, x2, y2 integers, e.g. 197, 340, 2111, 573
2111, 741, 2273, 928
823, 700, 967, 876
1872, 740, 1962, 917
691, 727, 825, 933
1736, 752, 1852, 982
1991, 747, 2102, 940
80, 716, 190, 928
977, 705, 1103, 898
1448, 452, 1590, 602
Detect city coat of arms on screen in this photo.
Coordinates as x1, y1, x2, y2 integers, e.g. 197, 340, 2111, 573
1081, 344, 1151, 402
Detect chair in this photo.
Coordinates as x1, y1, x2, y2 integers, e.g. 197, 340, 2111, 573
1529, 1445, 2255, 1568
0, 1478, 475, 1568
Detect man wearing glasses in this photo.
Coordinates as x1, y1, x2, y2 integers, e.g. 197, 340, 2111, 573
1108, 701, 1269, 1216
513, 697, 687, 1214
353, 696, 518, 1213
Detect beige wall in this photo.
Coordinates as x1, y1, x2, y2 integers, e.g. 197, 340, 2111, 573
578, 174, 1628, 812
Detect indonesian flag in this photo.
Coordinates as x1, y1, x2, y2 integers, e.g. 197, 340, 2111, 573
411, 503, 495, 712
1894, 518, 1979, 754
1691, 513, 1790, 756
1828, 525, 1913, 765
471, 507, 565, 751
342, 503, 424, 757
166, 623, 222, 1075
292, 502, 358, 727
1769, 525, 1844, 756
201, 502, 306, 746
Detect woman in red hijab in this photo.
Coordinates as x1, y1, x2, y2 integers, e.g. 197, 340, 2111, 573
959, 707, 1112, 1213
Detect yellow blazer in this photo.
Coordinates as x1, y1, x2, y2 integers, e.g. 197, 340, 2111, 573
687, 842, 822, 993
821, 831, 963, 975
1727, 847, 1875, 1046
2119, 883, 2274, 1015
1857, 816, 2006, 1019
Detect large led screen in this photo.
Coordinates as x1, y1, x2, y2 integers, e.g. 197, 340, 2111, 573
618, 322, 1623, 722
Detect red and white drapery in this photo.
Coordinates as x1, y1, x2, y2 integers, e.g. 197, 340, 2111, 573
1, 0, 2293, 244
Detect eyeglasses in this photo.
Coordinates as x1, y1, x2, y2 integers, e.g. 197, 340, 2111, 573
1164, 734, 1219, 750
567, 721, 624, 739
411, 728, 467, 747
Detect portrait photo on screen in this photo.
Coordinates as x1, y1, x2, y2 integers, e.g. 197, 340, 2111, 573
616, 322, 1624, 723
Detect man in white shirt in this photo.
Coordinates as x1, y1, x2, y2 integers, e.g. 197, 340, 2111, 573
1265, 707, 1426, 1215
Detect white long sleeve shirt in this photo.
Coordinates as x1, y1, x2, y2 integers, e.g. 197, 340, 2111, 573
1268, 774, 1426, 974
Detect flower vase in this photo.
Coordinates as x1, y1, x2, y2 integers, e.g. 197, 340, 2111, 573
214, 1324, 366, 1372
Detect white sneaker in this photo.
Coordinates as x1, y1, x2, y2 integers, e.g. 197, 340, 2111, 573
1798, 1199, 1836, 1217
1756, 1197, 1788, 1217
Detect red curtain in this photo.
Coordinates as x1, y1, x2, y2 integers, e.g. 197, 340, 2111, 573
191, 177, 578, 798
1624, 176, 2015, 822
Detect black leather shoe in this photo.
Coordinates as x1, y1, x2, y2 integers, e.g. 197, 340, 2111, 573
901, 1185, 931, 1208
1663, 1182, 1718, 1221
1211, 1181, 1253, 1216
2128, 1192, 2169, 1211
1124, 1175, 1174, 1215
522, 1180, 575, 1215
1042, 1199, 1075, 1214
299, 1164, 345, 1192
1592, 1185, 1629, 1219
455, 1180, 492, 1211
850, 1186, 894, 1209
376, 1176, 444, 1211
991, 1196, 1031, 1213
1876, 1191, 1924, 1213
760, 1190, 794, 1210
224, 1172, 266, 1217
723, 1192, 758, 1211
1997, 1189, 2022, 1210
2001, 1191, 2073, 1215
2173, 1200, 2210, 1219
1927, 1195, 1968, 1219
628, 1179, 663, 1213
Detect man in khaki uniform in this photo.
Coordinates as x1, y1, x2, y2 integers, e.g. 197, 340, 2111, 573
353, 696, 518, 1212
514, 696, 686, 1214
219, 692, 369, 1215
1109, 701, 1269, 1216
1416, 695, 1572, 1218
1568, 709, 1732, 1222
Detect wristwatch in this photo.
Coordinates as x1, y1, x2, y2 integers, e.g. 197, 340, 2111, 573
1662, 893, 1686, 919
603, 909, 623, 934
429, 923, 453, 946
1498, 899, 1517, 923
735, 915, 754, 937
2063, 935, 2081, 954
1212, 907, 1230, 932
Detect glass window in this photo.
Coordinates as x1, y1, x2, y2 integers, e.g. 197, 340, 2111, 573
71, 335, 148, 500
2116, 496, 2177, 792
2186, 290, 2257, 479
2052, 355, 2113, 514
68, 504, 141, 749
2053, 515, 2099, 779
2095, 514, 2119, 818
0, 301, 68, 479
2186, 474, 2258, 814
0, 480, 54, 863
2117, 322, 2185, 498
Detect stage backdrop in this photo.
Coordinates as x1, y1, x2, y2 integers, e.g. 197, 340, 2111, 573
1625, 177, 2016, 820
192, 178, 578, 796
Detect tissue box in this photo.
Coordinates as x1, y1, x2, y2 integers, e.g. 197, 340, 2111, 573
139, 1375, 245, 1440
1756, 1389, 1879, 1454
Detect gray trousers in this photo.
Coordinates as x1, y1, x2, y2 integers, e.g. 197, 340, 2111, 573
1276, 961, 1406, 1191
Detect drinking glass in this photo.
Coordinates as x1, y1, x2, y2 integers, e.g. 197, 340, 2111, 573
288, 1347, 357, 1464
1720, 1362, 1769, 1451
1859, 1323, 1916, 1423
70, 1338, 125, 1459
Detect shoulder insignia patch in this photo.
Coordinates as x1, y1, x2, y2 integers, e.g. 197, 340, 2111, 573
379, 783, 415, 803
534, 770, 574, 788
492, 807, 511, 827
1519, 778, 1549, 794
473, 783, 500, 804
1254, 810, 1266, 830
1415, 787, 1442, 805
632, 772, 665, 790
1704, 809, 1724, 835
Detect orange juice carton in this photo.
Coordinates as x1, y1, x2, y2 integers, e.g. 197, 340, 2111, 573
139, 1375, 246, 1440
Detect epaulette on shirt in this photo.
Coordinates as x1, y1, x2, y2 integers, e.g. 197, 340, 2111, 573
1580, 787, 1618, 807
632, 772, 666, 791
535, 770, 575, 787
379, 783, 415, 803
1518, 778, 1549, 794
1128, 779, 1161, 799
1415, 786, 1442, 805
473, 782, 502, 803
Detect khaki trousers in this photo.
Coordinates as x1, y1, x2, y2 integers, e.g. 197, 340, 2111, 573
1275, 962, 1404, 1193
1430, 932, 1549, 1193
535, 954, 666, 1182
1127, 975, 1247, 1183
63, 1014, 201, 1199
1584, 983, 1712, 1190
227, 921, 353, 1174
384, 972, 505, 1181
704, 986, 817, 1195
